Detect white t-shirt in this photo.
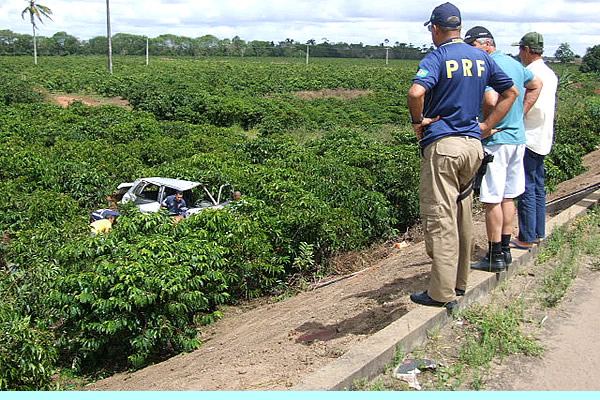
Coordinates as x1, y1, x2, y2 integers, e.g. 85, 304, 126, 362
524, 59, 558, 156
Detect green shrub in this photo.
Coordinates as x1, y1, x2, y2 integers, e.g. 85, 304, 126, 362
0, 304, 58, 390
545, 143, 586, 191
49, 208, 284, 370
555, 89, 600, 153
0, 72, 44, 105
580, 45, 600, 73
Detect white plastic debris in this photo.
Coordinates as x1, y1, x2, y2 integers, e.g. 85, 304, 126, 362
393, 358, 438, 390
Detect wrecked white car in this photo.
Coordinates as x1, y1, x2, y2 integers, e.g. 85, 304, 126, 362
118, 177, 233, 218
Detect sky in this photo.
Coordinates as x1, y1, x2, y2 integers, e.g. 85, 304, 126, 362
1, 0, 599, 57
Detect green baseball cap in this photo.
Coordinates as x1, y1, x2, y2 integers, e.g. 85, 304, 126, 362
512, 32, 544, 50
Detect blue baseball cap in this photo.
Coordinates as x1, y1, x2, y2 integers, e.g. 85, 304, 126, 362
424, 2, 462, 28
103, 210, 120, 218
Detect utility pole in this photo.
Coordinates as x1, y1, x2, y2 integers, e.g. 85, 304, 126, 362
146, 37, 149, 66
106, 0, 113, 74
306, 44, 309, 65
385, 47, 389, 65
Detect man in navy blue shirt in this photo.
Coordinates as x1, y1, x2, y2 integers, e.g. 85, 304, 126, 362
407, 2, 518, 308
161, 191, 188, 217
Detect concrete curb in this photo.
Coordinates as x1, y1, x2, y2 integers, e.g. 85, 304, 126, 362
292, 188, 600, 391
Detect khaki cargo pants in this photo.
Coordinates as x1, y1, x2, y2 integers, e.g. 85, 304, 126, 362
420, 136, 483, 303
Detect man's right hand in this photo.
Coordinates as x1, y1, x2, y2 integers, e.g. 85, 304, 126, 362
413, 116, 441, 141
479, 123, 503, 139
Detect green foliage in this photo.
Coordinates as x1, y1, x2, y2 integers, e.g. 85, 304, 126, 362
556, 68, 574, 91
555, 103, 600, 153
546, 74, 600, 191
580, 44, 600, 73
458, 302, 543, 367
0, 303, 58, 390
292, 242, 316, 275
554, 98, 600, 153
0, 72, 44, 105
544, 143, 585, 191
48, 208, 285, 370
584, 97, 600, 136
0, 56, 413, 135
419, 301, 544, 390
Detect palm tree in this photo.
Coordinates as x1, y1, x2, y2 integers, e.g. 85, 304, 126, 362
21, 0, 53, 65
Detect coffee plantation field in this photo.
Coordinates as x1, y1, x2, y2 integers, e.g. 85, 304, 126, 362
0, 55, 598, 389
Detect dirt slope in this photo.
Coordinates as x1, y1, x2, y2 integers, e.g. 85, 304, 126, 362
87, 149, 600, 391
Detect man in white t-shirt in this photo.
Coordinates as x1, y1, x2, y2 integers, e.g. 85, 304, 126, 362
511, 32, 558, 249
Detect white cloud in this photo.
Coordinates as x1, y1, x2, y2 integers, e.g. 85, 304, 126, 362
1, 0, 598, 56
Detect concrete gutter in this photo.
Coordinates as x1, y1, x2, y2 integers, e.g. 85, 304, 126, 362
292, 188, 600, 391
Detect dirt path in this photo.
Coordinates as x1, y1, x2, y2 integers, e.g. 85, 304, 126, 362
487, 268, 600, 390
531, 273, 600, 390
45, 92, 130, 109
86, 150, 600, 391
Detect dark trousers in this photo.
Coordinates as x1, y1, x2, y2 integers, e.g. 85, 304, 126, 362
517, 148, 546, 242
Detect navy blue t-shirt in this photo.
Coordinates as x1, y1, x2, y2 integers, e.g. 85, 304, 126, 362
413, 38, 514, 148
162, 194, 187, 214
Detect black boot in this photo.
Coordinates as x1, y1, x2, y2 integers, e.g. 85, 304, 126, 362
501, 234, 512, 265
471, 242, 507, 273
503, 248, 512, 265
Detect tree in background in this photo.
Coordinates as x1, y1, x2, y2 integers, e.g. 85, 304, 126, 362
20, 0, 53, 65
112, 33, 147, 55
87, 36, 108, 55
0, 28, 427, 59
0, 30, 26, 55
231, 35, 246, 56
46, 31, 81, 55
554, 43, 575, 63
580, 45, 600, 73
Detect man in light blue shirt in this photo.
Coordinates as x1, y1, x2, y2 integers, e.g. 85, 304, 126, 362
465, 26, 543, 273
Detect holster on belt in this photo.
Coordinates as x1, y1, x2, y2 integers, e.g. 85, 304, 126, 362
457, 151, 494, 202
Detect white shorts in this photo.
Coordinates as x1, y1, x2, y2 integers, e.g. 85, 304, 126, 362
480, 143, 525, 203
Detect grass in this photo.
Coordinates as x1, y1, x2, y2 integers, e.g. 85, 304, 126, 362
423, 300, 544, 391
458, 302, 542, 362
538, 209, 600, 307
353, 206, 600, 391
352, 343, 411, 391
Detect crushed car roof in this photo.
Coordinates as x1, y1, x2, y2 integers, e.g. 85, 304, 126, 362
118, 177, 202, 192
